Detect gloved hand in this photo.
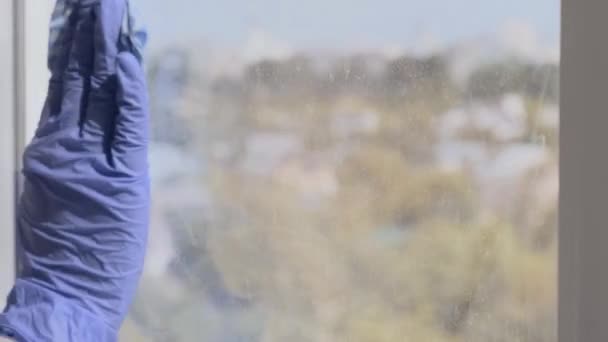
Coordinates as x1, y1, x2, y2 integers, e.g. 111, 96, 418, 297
0, 0, 149, 341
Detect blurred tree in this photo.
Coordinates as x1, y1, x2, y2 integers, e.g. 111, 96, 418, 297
467, 61, 559, 102
135, 48, 558, 342
381, 55, 455, 110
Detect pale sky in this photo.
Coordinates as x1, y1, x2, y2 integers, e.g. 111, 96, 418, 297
135, 0, 560, 51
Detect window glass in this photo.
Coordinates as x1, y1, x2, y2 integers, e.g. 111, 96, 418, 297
124, 1, 560, 340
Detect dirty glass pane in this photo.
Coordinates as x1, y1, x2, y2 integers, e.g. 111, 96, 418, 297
124, 1, 560, 340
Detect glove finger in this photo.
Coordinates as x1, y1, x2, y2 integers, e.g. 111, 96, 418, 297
91, 0, 125, 86
112, 52, 149, 171
81, 0, 126, 141
48, 0, 78, 82
57, 4, 96, 130
36, 0, 79, 136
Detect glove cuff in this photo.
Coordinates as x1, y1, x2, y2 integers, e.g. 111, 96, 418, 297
0, 280, 117, 342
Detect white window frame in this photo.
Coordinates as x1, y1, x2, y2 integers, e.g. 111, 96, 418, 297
6, 1, 602, 341
16, 1, 52, 152
5, 0, 52, 282
0, 0, 17, 297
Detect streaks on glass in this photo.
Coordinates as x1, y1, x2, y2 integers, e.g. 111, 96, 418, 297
125, 2, 559, 341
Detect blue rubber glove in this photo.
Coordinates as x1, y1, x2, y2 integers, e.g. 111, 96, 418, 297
0, 1, 149, 341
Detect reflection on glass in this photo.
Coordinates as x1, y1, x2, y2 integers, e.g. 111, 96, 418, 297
123, 1, 559, 341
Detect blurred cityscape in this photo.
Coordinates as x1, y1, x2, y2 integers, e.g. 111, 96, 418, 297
121, 29, 559, 341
